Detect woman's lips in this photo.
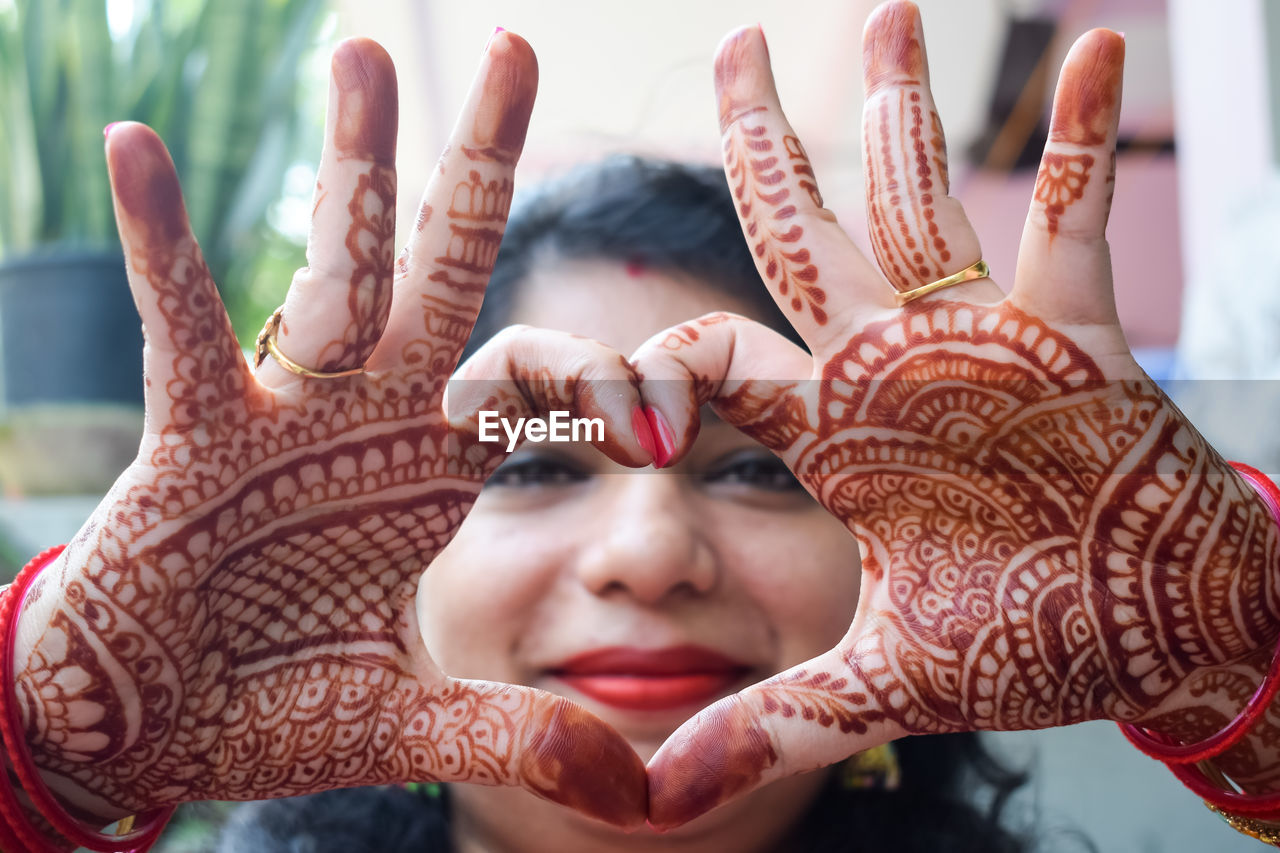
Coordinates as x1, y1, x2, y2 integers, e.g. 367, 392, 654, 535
548, 645, 753, 712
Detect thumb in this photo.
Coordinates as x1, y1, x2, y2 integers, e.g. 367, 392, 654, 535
645, 645, 903, 828
411, 678, 647, 828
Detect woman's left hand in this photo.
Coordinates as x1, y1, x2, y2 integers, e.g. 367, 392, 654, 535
636, 1, 1280, 827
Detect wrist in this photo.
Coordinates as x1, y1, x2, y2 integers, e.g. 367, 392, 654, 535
1125, 461, 1280, 794
4, 547, 170, 849
1142, 650, 1280, 790
1230, 461, 1280, 630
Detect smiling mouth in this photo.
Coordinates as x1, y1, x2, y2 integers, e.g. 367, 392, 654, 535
548, 645, 753, 712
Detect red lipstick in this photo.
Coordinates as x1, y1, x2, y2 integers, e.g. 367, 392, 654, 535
550, 645, 752, 712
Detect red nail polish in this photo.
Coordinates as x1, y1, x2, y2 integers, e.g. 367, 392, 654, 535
103, 122, 119, 139
644, 406, 676, 469
631, 406, 656, 463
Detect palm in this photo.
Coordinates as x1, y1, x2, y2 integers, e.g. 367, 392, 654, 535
796, 301, 1230, 733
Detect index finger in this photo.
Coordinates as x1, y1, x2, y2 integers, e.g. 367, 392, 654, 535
714, 25, 885, 353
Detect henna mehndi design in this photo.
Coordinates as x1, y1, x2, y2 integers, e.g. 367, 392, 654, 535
316, 163, 397, 371
647, 9, 1280, 828
1033, 153, 1094, 237
865, 93, 951, 290
18, 228, 505, 811
8, 34, 646, 835
722, 115, 827, 326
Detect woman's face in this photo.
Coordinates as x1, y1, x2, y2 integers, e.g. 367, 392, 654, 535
418, 257, 862, 850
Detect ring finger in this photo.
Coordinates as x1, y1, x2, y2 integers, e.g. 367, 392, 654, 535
862, 1, 1000, 305
257, 37, 399, 389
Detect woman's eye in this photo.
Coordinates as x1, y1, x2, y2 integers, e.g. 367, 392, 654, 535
486, 455, 589, 488
704, 452, 803, 492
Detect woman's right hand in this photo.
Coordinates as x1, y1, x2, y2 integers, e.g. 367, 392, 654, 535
8, 33, 647, 830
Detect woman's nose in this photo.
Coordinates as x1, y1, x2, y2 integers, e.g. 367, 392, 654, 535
573, 474, 718, 604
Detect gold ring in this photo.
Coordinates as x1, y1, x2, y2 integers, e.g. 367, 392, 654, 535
254, 306, 364, 379
893, 259, 990, 307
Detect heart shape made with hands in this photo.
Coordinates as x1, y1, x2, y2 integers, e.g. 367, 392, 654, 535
10, 3, 1279, 840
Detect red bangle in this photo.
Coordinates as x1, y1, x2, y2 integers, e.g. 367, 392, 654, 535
1168, 749, 1280, 819
1118, 461, 1280, 764
0, 546, 175, 852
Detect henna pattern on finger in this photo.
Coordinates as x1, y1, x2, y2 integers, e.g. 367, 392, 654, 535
864, 93, 951, 291
310, 163, 397, 372
784, 136, 823, 208
462, 35, 537, 167
1033, 153, 1093, 237
757, 667, 886, 734
398, 173, 511, 378
1030, 30, 1123, 240
716, 380, 809, 455
722, 110, 827, 325
429, 172, 512, 296
659, 312, 739, 352
861, 6, 962, 293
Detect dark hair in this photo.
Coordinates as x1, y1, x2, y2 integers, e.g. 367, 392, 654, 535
459, 155, 805, 364
181, 156, 1075, 853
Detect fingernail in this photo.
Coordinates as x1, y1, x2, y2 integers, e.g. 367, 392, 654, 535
631, 406, 656, 463
714, 26, 758, 100
485, 25, 505, 53
756, 23, 769, 59
108, 131, 189, 245
864, 1, 923, 93
1117, 30, 1126, 40
644, 406, 676, 469
474, 32, 537, 163
103, 122, 119, 139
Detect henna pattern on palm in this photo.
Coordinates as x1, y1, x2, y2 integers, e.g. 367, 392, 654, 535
791, 304, 1275, 732
696, 301, 1279, 741
19, 233, 507, 810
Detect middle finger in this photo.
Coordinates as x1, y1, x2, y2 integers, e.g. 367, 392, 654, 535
367, 30, 538, 381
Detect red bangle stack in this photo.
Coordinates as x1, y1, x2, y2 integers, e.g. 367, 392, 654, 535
0, 546, 175, 853
1117, 461, 1280, 847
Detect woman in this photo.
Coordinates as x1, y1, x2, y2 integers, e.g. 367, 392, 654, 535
2, 3, 1277, 852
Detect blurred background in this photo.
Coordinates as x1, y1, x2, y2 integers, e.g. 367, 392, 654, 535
0, 0, 1275, 850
